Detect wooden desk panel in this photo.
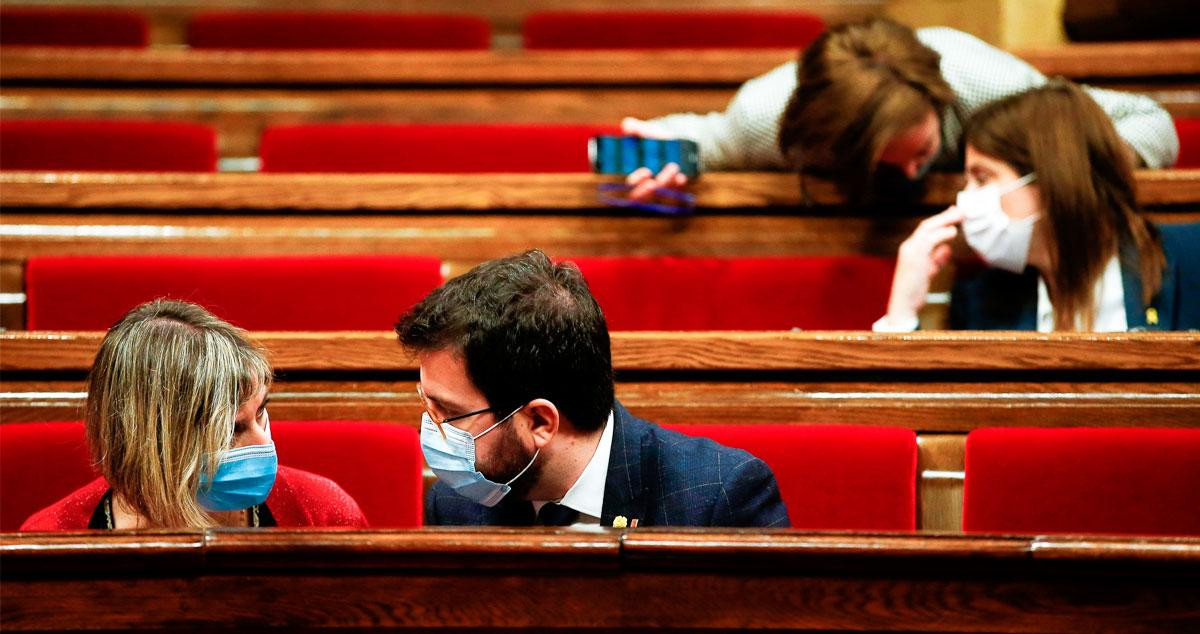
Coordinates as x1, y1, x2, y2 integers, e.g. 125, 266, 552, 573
3, 530, 1198, 632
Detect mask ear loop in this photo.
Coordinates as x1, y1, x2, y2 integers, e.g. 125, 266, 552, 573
999, 172, 1037, 196
471, 403, 525, 441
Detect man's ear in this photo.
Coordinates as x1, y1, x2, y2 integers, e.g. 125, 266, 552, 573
524, 399, 559, 449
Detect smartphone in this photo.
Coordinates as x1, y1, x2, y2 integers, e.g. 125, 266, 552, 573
589, 135, 700, 178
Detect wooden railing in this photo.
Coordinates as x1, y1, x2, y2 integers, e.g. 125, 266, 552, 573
2, 41, 1196, 157
3, 528, 1198, 632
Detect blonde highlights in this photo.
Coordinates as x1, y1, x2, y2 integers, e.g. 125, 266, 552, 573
966, 81, 1165, 330
86, 299, 272, 528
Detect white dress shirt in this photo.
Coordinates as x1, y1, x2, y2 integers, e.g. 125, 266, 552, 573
1036, 255, 1128, 332
531, 410, 614, 527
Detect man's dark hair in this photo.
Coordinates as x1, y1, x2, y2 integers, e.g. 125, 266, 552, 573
395, 250, 614, 432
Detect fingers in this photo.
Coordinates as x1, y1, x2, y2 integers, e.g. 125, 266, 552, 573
625, 167, 653, 186
620, 116, 667, 139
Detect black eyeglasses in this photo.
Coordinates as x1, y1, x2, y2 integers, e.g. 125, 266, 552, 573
416, 384, 495, 432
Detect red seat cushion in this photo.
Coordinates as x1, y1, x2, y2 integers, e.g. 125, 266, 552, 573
270, 421, 423, 528
1175, 117, 1200, 168
188, 11, 490, 50
665, 424, 917, 530
0, 8, 148, 48
25, 255, 443, 331
568, 255, 895, 330
964, 428, 1200, 536
0, 421, 423, 530
524, 11, 825, 50
0, 120, 217, 172
260, 123, 619, 173
0, 422, 98, 532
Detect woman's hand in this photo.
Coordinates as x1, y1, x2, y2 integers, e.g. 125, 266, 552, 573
884, 206, 966, 326
621, 117, 689, 201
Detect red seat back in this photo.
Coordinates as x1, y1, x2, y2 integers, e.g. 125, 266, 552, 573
568, 255, 895, 330
0, 8, 148, 48
260, 123, 619, 173
524, 11, 824, 50
1, 421, 424, 530
964, 428, 1200, 536
0, 422, 98, 532
0, 120, 217, 172
665, 424, 917, 530
1175, 117, 1200, 168
25, 255, 443, 331
188, 11, 490, 50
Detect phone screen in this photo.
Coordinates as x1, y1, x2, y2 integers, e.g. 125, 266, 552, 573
589, 135, 700, 178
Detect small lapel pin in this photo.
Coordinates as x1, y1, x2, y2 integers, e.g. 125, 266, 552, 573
630, 519, 639, 528
1146, 307, 1159, 326
612, 516, 627, 528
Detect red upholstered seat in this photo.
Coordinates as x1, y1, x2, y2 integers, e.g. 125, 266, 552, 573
964, 428, 1200, 536
188, 11, 490, 50
0, 120, 217, 172
25, 255, 443, 331
523, 11, 825, 49
1175, 117, 1200, 168
0, 421, 424, 530
0, 422, 97, 532
260, 123, 619, 173
665, 424, 917, 530
568, 255, 895, 330
0, 8, 148, 48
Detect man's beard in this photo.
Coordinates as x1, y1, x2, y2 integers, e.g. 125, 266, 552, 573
481, 420, 541, 499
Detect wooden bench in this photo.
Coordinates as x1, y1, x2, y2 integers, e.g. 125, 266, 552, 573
4, 331, 1198, 530
3, 529, 1198, 631
2, 41, 1196, 157
2, 170, 1197, 328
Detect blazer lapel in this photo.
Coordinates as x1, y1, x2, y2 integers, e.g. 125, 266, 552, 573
1119, 240, 1176, 330
600, 403, 651, 527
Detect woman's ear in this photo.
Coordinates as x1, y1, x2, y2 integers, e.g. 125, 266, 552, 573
523, 399, 560, 449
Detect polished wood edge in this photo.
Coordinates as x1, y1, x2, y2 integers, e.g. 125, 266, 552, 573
3, 330, 1198, 372
2, 171, 1197, 210
2, 42, 1196, 84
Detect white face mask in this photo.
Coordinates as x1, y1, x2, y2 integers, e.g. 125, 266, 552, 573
958, 173, 1038, 273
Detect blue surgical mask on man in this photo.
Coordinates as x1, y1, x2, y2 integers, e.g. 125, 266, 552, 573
197, 443, 278, 511
420, 406, 539, 507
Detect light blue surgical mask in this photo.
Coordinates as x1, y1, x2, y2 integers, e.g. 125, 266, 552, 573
197, 417, 278, 512
420, 407, 539, 508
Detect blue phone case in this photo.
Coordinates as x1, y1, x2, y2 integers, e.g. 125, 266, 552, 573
589, 135, 700, 178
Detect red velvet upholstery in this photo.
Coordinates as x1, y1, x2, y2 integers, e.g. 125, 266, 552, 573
1175, 117, 1200, 168
0, 422, 97, 532
188, 11, 490, 50
260, 123, 619, 173
568, 255, 895, 330
0, 8, 148, 48
964, 428, 1200, 536
25, 255, 443, 331
665, 424, 917, 530
270, 421, 423, 527
0, 421, 424, 531
524, 11, 825, 49
0, 120, 217, 172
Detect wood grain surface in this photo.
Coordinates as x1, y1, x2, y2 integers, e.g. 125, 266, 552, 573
2, 529, 1198, 632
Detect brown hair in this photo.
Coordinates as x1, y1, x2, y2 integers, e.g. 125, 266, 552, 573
86, 299, 272, 527
778, 18, 955, 203
965, 81, 1165, 330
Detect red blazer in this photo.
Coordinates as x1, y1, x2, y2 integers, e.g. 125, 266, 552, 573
20, 466, 368, 530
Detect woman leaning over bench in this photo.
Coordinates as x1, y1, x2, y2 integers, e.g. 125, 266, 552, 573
877, 81, 1199, 332
21, 299, 367, 530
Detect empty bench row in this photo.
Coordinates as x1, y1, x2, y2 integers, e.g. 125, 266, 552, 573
5, 119, 1200, 171
4, 421, 1198, 536
0, 8, 826, 50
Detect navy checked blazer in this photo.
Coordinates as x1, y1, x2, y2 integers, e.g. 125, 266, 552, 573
424, 402, 790, 528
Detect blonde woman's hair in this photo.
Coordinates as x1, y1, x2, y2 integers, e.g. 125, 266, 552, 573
85, 299, 272, 528
778, 18, 955, 204
965, 80, 1165, 331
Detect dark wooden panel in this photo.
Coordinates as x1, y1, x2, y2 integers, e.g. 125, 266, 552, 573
2, 530, 1198, 632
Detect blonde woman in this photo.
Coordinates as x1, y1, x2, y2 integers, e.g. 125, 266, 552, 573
22, 299, 367, 529
877, 82, 1199, 332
